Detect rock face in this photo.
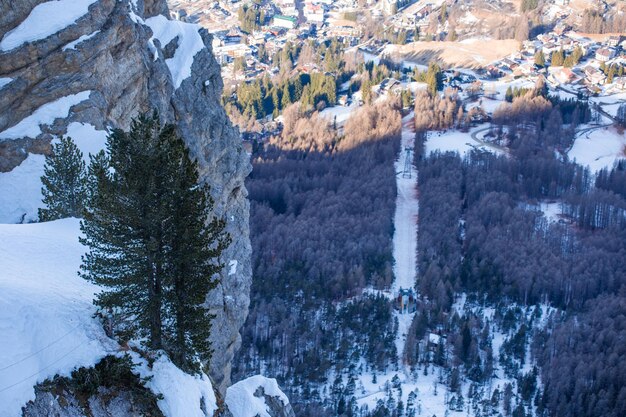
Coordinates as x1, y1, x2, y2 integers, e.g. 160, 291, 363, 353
0, 0, 251, 395
22, 386, 163, 417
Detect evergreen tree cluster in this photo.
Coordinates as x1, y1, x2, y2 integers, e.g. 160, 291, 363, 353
411, 92, 626, 417
226, 72, 337, 119
412, 62, 443, 97
77, 114, 229, 373
237, 3, 263, 34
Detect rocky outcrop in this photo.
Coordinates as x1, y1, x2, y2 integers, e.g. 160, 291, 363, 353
225, 376, 296, 417
0, 0, 251, 396
22, 386, 163, 417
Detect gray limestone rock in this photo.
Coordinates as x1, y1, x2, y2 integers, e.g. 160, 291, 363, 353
0, 0, 250, 398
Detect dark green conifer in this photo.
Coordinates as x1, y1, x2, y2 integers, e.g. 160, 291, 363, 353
80, 113, 229, 372
39, 136, 87, 221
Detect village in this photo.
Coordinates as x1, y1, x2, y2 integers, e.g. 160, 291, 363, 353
163, 0, 625, 135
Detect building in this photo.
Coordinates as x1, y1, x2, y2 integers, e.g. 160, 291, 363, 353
273, 15, 297, 29
552, 67, 576, 84
585, 66, 606, 85
608, 35, 623, 48
596, 47, 615, 62
304, 1, 325, 23
395, 288, 417, 314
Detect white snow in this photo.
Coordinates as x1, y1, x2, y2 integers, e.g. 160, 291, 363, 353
62, 30, 100, 51
0, 218, 221, 417
0, 154, 46, 224
0, 91, 92, 140
320, 100, 360, 125
0, 219, 117, 417
226, 375, 290, 417
569, 126, 626, 173
144, 15, 205, 89
540, 202, 562, 223
133, 354, 218, 417
65, 122, 108, 164
229, 259, 238, 276
0, 0, 98, 52
0, 78, 12, 89
391, 112, 419, 294
425, 128, 488, 157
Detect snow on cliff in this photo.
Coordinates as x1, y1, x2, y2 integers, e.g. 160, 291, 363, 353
226, 375, 291, 417
0, 0, 98, 51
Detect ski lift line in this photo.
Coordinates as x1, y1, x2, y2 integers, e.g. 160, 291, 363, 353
0, 323, 82, 373
0, 343, 83, 394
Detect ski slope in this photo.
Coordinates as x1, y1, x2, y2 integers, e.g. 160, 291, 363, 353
392, 112, 419, 295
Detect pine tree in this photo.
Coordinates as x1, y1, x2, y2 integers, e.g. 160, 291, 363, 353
165, 134, 231, 372
534, 50, 545, 68
551, 49, 564, 66
80, 113, 229, 371
39, 136, 87, 221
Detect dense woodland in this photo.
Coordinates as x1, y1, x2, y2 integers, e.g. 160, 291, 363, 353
234, 100, 402, 416
234, 61, 625, 416
408, 87, 626, 417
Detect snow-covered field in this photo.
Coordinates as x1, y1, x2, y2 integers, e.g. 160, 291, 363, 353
569, 126, 626, 173
0, 219, 116, 416
0, 217, 286, 416
425, 125, 503, 158
320, 100, 361, 125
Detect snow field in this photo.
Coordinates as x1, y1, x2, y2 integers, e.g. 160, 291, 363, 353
0, 219, 117, 417
0, 155, 46, 224
568, 126, 626, 173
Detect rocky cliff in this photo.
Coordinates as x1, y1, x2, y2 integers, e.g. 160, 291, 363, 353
0, 0, 251, 395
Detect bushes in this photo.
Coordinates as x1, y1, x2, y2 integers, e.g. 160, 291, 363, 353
40, 355, 163, 415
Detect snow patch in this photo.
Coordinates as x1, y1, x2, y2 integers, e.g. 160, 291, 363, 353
0, 91, 92, 141
0, 0, 98, 51
132, 354, 218, 417
568, 126, 626, 173
62, 30, 100, 51
0, 154, 46, 224
144, 15, 205, 89
320, 101, 361, 126
0, 78, 12, 89
229, 259, 238, 275
65, 122, 108, 164
226, 375, 290, 417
